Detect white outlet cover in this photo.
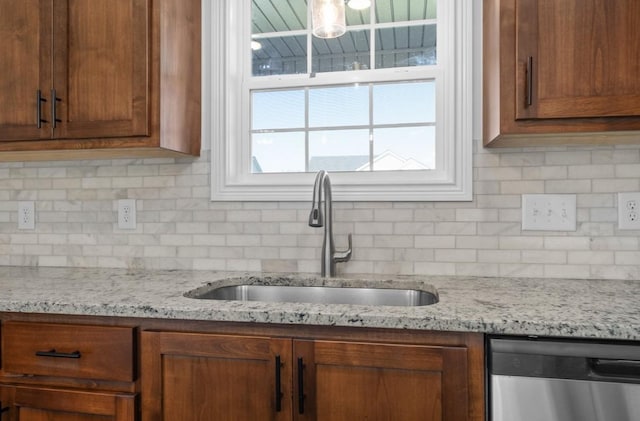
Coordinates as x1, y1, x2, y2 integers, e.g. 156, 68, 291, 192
18, 201, 35, 230
117, 199, 137, 230
618, 192, 640, 230
522, 194, 577, 231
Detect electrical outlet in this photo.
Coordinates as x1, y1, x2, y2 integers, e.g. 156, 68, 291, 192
618, 192, 640, 230
522, 194, 577, 231
18, 201, 35, 230
117, 199, 136, 230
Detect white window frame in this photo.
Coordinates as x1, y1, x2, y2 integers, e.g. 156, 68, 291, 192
209, 0, 473, 201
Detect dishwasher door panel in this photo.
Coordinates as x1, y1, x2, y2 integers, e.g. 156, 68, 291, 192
492, 375, 640, 421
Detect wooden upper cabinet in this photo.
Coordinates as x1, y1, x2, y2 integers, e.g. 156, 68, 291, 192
0, 0, 52, 141
0, 0, 200, 160
52, 0, 150, 139
484, 0, 640, 146
517, 0, 640, 120
294, 340, 469, 421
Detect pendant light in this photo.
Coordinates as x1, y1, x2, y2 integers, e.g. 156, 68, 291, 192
311, 0, 346, 39
347, 0, 371, 10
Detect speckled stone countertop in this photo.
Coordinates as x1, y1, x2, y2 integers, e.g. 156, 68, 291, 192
0, 266, 638, 340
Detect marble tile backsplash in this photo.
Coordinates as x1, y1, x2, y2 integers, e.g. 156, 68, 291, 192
1, 138, 639, 280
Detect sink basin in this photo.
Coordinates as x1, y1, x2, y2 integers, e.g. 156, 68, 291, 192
187, 284, 438, 307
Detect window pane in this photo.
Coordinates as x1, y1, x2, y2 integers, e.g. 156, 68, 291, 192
309, 85, 369, 128
252, 90, 305, 130
346, 4, 371, 26
373, 81, 435, 125
375, 0, 437, 24
375, 25, 437, 69
372, 126, 436, 171
252, 0, 307, 33
312, 30, 370, 73
309, 129, 370, 172
252, 132, 306, 173
252, 35, 307, 76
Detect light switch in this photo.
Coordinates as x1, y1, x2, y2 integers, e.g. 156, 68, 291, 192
522, 194, 576, 231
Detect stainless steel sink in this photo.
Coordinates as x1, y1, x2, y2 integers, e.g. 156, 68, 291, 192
187, 284, 438, 307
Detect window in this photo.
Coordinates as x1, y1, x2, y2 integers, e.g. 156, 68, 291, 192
209, 0, 473, 201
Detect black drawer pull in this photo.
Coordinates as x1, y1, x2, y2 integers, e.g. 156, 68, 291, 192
275, 355, 283, 412
51, 89, 62, 128
526, 56, 534, 107
35, 349, 81, 359
36, 90, 48, 128
297, 357, 305, 414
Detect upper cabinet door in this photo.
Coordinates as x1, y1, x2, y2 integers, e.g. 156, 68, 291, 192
0, 0, 52, 141
516, 0, 640, 120
52, 0, 150, 139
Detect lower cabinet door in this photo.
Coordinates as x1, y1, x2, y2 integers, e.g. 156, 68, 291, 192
141, 331, 293, 421
293, 340, 470, 421
0, 386, 136, 421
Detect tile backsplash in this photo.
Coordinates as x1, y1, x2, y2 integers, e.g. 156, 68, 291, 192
0, 139, 639, 280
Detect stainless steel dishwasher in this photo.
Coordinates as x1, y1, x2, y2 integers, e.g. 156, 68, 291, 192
489, 336, 640, 421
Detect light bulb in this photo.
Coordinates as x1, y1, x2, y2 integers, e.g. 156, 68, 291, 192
348, 0, 371, 10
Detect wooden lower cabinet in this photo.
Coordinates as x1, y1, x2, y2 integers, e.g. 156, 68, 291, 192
295, 340, 468, 421
142, 331, 482, 421
0, 386, 135, 421
141, 332, 293, 421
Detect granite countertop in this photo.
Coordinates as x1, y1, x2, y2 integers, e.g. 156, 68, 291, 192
0, 266, 638, 341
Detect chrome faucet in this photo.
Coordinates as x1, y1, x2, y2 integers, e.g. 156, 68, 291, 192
308, 170, 352, 277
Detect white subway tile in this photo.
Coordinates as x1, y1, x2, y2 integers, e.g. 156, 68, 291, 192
568, 251, 614, 265
499, 264, 544, 278
478, 250, 521, 263
545, 151, 591, 165
434, 249, 477, 263
456, 263, 499, 277
615, 251, 640, 265
592, 179, 640, 192
544, 264, 590, 279
522, 250, 567, 264
415, 235, 456, 249
544, 237, 591, 250
522, 166, 568, 180
545, 180, 592, 194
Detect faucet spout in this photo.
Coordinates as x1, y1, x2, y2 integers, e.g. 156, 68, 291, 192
308, 170, 352, 277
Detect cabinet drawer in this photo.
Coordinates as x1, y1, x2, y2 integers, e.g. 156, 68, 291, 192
2, 321, 135, 382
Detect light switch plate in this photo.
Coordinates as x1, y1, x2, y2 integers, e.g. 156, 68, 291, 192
522, 194, 577, 231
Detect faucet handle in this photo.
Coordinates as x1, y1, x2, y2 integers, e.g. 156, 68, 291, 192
333, 233, 352, 263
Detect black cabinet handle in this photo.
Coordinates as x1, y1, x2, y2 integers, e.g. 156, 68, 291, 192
526, 56, 534, 107
35, 349, 81, 359
36, 90, 47, 128
0, 404, 10, 419
275, 355, 283, 412
297, 357, 305, 414
51, 89, 62, 129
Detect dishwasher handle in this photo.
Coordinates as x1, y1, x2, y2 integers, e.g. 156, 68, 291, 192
590, 358, 640, 379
